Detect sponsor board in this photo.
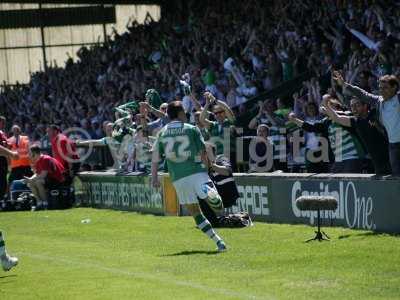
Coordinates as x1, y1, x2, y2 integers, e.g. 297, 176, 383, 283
229, 177, 271, 217
233, 175, 400, 233
290, 180, 375, 230
79, 174, 163, 214
76, 172, 400, 233
233, 185, 270, 216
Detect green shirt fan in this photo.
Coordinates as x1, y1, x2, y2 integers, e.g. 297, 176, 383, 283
145, 89, 162, 109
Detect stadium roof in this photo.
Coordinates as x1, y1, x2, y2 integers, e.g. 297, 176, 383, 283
0, 0, 163, 4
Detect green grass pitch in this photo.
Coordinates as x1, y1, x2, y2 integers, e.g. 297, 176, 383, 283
1, 208, 400, 300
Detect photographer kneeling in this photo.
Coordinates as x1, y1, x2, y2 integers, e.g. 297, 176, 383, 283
24, 145, 65, 210
199, 143, 250, 227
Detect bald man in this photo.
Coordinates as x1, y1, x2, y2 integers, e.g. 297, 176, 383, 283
7, 125, 33, 185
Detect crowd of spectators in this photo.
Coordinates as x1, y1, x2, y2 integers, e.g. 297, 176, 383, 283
0, 0, 400, 179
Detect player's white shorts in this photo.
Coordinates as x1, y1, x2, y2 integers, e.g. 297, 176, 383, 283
172, 172, 211, 205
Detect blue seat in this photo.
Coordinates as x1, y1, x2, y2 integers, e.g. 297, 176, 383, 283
9, 179, 31, 201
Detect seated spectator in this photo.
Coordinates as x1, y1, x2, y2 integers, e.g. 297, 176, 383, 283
25, 145, 66, 210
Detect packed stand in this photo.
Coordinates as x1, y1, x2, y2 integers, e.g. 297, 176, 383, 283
0, 0, 399, 193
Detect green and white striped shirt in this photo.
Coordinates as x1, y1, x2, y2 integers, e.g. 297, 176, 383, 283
328, 122, 365, 162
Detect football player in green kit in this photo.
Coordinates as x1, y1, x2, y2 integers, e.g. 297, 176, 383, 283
151, 101, 227, 252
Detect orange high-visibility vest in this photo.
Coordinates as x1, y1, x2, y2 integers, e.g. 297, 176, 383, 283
7, 135, 30, 168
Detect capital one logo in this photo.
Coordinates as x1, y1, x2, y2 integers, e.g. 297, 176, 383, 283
291, 181, 375, 230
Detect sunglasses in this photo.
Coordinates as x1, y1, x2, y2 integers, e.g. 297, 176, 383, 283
214, 111, 225, 115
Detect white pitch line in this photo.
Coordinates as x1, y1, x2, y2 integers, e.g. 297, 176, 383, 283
21, 253, 275, 300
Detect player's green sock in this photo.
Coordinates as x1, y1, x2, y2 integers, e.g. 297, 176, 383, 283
0, 231, 5, 256
194, 214, 223, 244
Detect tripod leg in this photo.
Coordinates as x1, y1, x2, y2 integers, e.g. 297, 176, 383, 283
322, 231, 330, 240
305, 231, 319, 242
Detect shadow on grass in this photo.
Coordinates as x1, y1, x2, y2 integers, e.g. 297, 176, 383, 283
161, 250, 219, 257
0, 274, 18, 284
0, 275, 17, 279
338, 231, 400, 239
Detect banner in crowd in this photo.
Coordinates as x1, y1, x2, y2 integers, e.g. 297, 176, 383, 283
231, 175, 400, 233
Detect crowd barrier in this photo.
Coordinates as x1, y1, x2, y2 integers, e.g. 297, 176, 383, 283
75, 172, 400, 234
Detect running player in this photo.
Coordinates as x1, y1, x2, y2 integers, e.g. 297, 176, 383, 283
151, 101, 227, 252
0, 145, 19, 271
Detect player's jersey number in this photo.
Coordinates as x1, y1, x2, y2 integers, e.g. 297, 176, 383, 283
162, 136, 190, 162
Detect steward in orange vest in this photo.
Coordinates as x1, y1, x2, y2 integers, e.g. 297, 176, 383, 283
7, 125, 33, 185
